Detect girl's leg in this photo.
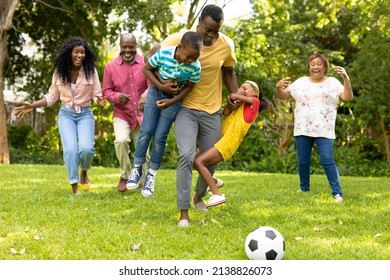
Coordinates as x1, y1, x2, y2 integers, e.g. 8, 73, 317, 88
193, 147, 223, 195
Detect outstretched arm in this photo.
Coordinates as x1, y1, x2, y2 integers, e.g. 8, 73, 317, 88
13, 98, 48, 118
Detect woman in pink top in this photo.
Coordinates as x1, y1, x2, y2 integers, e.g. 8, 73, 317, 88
14, 37, 106, 195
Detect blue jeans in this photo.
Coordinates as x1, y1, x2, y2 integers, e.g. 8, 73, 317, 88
134, 85, 181, 170
58, 105, 95, 184
295, 135, 343, 196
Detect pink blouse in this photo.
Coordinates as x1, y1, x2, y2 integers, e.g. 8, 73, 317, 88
44, 67, 102, 113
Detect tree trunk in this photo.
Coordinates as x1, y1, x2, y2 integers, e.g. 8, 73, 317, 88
378, 115, 390, 168
0, 0, 19, 164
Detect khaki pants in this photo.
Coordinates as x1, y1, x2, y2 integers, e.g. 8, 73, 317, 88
113, 117, 149, 183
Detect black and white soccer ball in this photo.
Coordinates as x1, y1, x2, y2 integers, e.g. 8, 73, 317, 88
245, 226, 285, 260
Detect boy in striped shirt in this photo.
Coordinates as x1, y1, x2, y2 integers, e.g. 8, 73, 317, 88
126, 31, 202, 197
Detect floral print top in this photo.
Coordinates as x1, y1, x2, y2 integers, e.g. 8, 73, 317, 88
288, 77, 344, 139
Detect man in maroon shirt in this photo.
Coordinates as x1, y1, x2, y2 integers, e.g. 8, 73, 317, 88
102, 33, 150, 192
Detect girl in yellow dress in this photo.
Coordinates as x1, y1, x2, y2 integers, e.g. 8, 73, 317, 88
193, 80, 271, 207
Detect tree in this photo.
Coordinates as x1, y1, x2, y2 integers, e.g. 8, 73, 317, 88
0, 0, 19, 164
350, 0, 390, 167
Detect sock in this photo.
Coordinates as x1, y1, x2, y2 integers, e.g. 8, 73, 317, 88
148, 168, 157, 175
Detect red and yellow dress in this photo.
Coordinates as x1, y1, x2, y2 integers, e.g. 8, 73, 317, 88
214, 98, 260, 161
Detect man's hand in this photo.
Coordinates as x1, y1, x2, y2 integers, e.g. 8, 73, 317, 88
118, 93, 130, 104
138, 96, 146, 112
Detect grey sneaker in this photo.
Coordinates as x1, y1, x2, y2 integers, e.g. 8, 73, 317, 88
141, 172, 155, 197
126, 165, 142, 190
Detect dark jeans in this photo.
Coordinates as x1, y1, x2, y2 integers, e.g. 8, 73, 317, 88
295, 135, 343, 196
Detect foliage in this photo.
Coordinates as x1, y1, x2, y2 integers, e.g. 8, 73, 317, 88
1, 165, 389, 260
6, 124, 32, 149
4, 0, 390, 173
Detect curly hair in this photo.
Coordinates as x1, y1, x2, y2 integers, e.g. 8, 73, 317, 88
54, 37, 97, 85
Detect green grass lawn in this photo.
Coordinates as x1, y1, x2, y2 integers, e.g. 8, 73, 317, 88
0, 164, 389, 260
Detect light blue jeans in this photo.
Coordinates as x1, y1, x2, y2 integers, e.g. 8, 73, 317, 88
295, 135, 343, 196
58, 105, 95, 184
134, 85, 181, 170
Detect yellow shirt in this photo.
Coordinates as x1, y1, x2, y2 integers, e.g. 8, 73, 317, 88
161, 31, 236, 114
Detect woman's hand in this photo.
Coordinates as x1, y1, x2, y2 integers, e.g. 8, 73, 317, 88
276, 77, 291, 89
13, 104, 33, 118
96, 96, 107, 106
333, 66, 349, 80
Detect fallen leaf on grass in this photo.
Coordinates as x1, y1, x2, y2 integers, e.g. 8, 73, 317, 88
338, 220, 343, 225
10, 248, 26, 255
24, 226, 29, 232
130, 243, 141, 251
211, 218, 223, 228
34, 235, 41, 241
313, 226, 320, 231
374, 233, 382, 238
328, 227, 336, 232
294, 237, 303, 241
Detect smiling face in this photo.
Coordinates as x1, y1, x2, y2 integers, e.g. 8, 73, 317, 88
176, 44, 201, 65
197, 16, 222, 46
307, 55, 329, 81
71, 45, 85, 68
120, 34, 137, 62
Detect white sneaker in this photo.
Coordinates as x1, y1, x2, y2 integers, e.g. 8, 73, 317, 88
207, 194, 226, 208
206, 177, 224, 192
334, 194, 344, 203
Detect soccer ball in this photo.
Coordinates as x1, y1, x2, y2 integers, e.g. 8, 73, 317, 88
245, 226, 285, 260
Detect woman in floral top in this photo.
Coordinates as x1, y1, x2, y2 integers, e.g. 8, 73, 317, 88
276, 54, 353, 202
